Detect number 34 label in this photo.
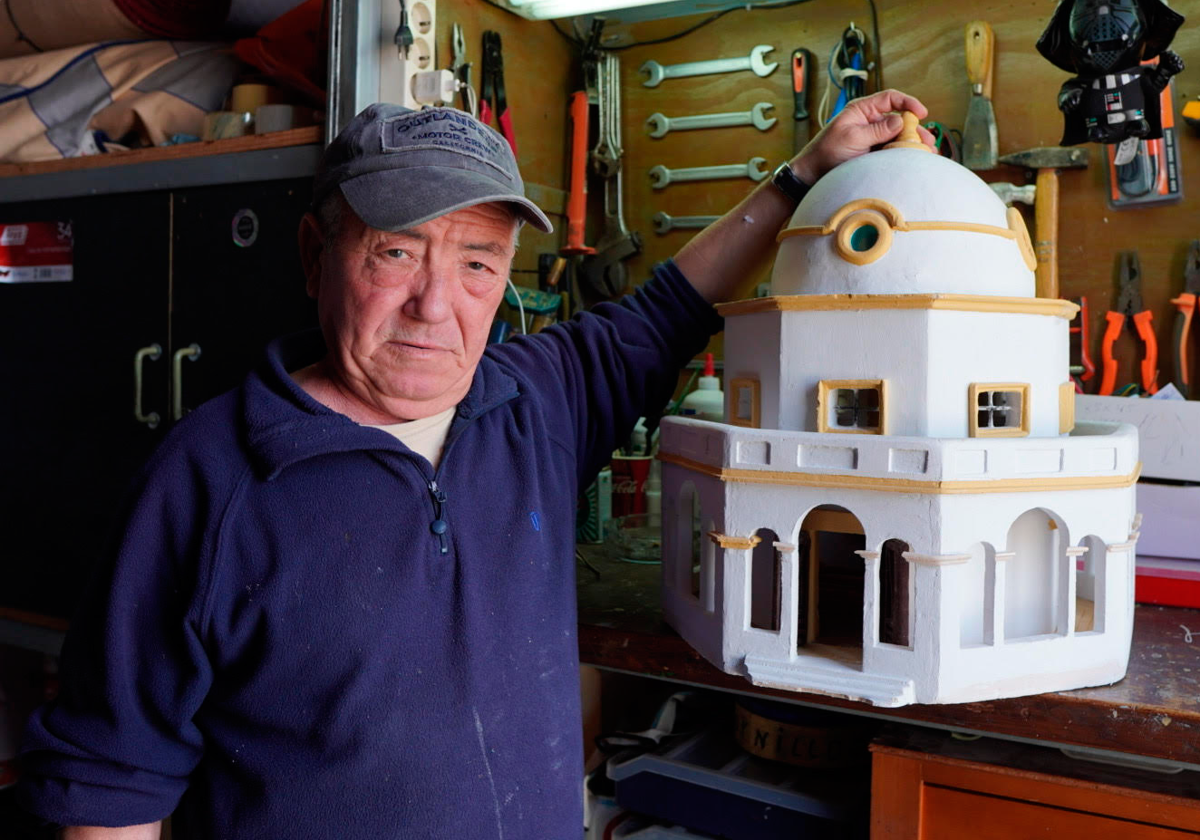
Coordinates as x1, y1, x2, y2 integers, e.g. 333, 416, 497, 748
0, 221, 73, 283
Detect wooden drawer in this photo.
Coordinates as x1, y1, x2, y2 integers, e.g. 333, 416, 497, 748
871, 728, 1200, 838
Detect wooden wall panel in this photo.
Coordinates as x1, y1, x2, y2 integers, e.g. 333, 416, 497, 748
435, 1, 576, 276
602, 0, 1200, 381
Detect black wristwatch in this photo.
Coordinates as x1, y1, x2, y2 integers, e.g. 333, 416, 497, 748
771, 161, 813, 206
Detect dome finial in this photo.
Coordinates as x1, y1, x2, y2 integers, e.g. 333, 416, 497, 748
884, 111, 931, 152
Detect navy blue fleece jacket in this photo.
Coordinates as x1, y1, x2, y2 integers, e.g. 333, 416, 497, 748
15, 260, 721, 838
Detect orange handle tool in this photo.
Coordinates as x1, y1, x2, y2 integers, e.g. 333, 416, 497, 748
1132, 309, 1158, 394
561, 91, 595, 256
1099, 310, 1124, 396
1172, 291, 1196, 394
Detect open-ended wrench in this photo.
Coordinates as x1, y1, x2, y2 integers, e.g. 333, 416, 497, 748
646, 102, 776, 139
654, 212, 720, 234
639, 45, 777, 88
649, 157, 769, 189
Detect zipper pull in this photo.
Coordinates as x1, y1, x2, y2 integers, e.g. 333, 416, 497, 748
428, 480, 449, 555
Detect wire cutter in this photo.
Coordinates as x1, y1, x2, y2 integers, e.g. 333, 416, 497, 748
1170, 240, 1200, 397
450, 23, 471, 114
480, 31, 517, 156
1100, 251, 1159, 395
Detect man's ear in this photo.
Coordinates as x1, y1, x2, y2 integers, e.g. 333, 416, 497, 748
298, 213, 324, 299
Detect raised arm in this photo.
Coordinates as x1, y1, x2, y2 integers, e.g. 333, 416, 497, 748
675, 89, 935, 304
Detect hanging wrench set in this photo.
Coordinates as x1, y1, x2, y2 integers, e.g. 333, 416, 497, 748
639, 45, 780, 234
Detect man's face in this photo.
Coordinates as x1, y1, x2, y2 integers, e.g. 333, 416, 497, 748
306, 201, 517, 419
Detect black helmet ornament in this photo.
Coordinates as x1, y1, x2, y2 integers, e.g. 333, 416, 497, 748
1036, 0, 1185, 147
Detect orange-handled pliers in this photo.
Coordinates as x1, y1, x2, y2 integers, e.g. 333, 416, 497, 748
1170, 240, 1200, 398
1099, 251, 1159, 395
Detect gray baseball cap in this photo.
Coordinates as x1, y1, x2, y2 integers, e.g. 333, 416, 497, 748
313, 103, 553, 233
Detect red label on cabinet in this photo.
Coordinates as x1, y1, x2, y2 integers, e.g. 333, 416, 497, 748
0, 221, 74, 283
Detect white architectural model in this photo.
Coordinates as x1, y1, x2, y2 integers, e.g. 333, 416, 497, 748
658, 114, 1141, 707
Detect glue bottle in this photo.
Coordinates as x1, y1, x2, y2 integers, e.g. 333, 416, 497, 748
680, 353, 724, 422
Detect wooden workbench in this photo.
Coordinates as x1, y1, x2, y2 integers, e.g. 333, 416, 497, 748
577, 544, 1200, 768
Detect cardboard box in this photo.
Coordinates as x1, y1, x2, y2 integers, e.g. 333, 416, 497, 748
1077, 394, 1200, 482
1136, 481, 1200, 561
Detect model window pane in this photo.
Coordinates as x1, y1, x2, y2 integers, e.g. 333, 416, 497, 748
832, 387, 881, 431
736, 386, 753, 420
978, 389, 1022, 429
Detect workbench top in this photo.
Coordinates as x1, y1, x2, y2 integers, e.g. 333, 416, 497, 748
576, 544, 1200, 768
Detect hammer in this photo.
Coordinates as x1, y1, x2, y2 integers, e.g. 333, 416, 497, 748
997, 146, 1089, 298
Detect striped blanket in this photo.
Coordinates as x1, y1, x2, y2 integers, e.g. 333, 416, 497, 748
0, 40, 238, 163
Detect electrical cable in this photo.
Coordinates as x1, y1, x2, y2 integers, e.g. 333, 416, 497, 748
506, 277, 527, 335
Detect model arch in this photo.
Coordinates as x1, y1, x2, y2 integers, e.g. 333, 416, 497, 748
1004, 508, 1069, 639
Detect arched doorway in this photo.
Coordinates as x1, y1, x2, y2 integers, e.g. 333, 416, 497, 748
1005, 508, 1066, 639
879, 539, 910, 647
796, 506, 866, 655
750, 528, 781, 631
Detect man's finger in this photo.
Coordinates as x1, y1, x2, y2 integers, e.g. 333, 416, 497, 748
916, 125, 937, 149
860, 88, 929, 120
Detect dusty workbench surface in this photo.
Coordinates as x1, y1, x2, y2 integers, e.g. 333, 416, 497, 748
576, 544, 1200, 766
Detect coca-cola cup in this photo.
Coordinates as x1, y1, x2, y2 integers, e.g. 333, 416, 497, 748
610, 454, 653, 517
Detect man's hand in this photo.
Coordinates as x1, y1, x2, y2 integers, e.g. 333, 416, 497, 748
790, 89, 936, 184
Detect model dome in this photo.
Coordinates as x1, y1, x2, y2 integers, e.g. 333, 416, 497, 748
771, 118, 1037, 298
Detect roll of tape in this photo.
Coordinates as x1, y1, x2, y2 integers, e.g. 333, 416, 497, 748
230, 83, 281, 114
254, 105, 300, 134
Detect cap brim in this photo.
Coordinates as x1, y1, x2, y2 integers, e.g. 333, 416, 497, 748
338, 167, 554, 234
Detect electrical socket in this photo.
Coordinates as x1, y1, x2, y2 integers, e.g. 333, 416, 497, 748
380, 0, 437, 108
412, 69, 457, 106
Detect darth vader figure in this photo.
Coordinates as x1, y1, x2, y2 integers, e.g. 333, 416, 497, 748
1037, 0, 1185, 146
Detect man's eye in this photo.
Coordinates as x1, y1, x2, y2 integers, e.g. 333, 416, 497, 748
384, 248, 410, 259
466, 261, 491, 272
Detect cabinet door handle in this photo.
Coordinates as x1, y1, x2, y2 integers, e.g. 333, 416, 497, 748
133, 344, 163, 429
172, 343, 202, 422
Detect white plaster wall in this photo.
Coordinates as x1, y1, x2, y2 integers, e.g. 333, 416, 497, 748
925, 310, 1069, 438
771, 308, 932, 434
722, 311, 781, 427
771, 148, 1034, 298
728, 308, 1066, 437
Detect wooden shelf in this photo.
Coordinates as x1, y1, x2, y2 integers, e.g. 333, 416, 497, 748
0, 127, 323, 203
0, 127, 321, 179
577, 544, 1200, 768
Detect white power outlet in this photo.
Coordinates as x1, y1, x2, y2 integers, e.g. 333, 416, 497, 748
379, 0, 437, 109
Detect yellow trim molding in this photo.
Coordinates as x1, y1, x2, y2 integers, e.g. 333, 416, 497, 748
728, 377, 762, 429
659, 451, 1142, 495
969, 382, 1030, 438
717, 294, 1079, 320
993, 552, 1016, 561
708, 531, 761, 550
1059, 381, 1076, 434
817, 379, 887, 435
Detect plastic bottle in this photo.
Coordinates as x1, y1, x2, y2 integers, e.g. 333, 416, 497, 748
680, 353, 724, 422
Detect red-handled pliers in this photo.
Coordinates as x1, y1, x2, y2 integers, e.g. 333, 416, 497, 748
1099, 250, 1159, 395
1170, 240, 1200, 398
480, 31, 517, 157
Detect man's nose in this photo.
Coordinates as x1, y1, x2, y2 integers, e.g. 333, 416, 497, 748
401, 259, 454, 322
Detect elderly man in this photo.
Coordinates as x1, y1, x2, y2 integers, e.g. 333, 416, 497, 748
17, 90, 930, 838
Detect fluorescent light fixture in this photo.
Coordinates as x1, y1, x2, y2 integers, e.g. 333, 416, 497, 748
503, 0, 667, 19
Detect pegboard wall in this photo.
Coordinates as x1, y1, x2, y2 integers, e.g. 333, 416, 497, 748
439, 0, 1200, 389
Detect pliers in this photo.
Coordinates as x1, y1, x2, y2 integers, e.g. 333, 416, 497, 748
450, 24, 471, 114
1170, 240, 1200, 397
480, 31, 517, 156
1100, 251, 1159, 396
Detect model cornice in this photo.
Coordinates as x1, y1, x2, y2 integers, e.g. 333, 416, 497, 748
716, 294, 1081, 320
658, 452, 1142, 495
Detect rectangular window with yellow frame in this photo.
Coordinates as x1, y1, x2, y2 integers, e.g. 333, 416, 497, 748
728, 377, 761, 428
818, 379, 887, 434
969, 383, 1030, 437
